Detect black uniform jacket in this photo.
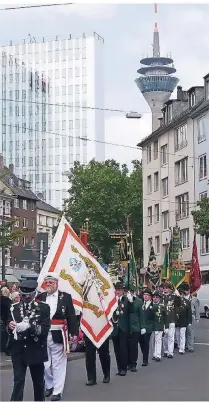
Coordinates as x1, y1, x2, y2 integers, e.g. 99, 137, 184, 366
38, 291, 78, 344
7, 300, 50, 365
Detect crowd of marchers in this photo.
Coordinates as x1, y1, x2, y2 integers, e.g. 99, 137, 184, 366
0, 276, 199, 401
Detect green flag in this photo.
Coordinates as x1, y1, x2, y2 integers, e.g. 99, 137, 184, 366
169, 268, 186, 288
162, 247, 169, 279
124, 242, 138, 291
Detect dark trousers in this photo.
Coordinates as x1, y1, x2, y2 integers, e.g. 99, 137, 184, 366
139, 333, 151, 364
112, 330, 139, 372
11, 355, 45, 401
85, 337, 110, 382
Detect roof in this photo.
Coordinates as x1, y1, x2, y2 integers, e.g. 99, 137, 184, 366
37, 200, 60, 215
0, 166, 38, 201
137, 98, 205, 148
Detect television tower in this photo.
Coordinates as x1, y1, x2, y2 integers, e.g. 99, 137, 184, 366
135, 4, 179, 131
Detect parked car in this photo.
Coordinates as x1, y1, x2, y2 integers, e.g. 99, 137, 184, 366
197, 284, 209, 318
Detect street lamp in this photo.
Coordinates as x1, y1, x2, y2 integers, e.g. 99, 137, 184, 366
126, 112, 142, 119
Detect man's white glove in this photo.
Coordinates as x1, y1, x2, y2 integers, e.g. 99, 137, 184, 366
188, 323, 192, 327
164, 328, 169, 334
126, 291, 133, 303
141, 328, 146, 335
16, 321, 31, 333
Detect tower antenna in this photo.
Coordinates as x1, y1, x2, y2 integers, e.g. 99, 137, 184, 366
154, 3, 158, 33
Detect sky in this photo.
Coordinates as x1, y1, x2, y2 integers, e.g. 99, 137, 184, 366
0, 2, 209, 170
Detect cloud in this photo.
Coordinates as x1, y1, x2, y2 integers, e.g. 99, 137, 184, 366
105, 113, 151, 169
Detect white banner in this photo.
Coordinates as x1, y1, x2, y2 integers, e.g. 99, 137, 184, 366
38, 216, 118, 348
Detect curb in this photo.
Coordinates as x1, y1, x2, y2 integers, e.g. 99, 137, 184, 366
0, 352, 85, 370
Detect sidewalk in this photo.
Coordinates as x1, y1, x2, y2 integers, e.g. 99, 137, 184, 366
0, 351, 85, 370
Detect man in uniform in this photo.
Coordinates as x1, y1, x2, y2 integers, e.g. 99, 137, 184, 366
139, 288, 154, 366
163, 282, 177, 358
38, 273, 78, 401
175, 287, 192, 354
84, 333, 111, 386
112, 284, 146, 375
152, 290, 166, 362
182, 282, 200, 352
8, 279, 50, 401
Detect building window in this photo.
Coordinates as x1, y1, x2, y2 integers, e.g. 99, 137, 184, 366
147, 175, 152, 194
175, 192, 189, 220
199, 191, 208, 200
153, 140, 158, 159
206, 80, 209, 100
23, 200, 27, 210
197, 116, 206, 143
147, 145, 151, 163
14, 217, 19, 227
162, 211, 169, 230
148, 206, 152, 225
14, 238, 19, 246
155, 236, 160, 254
161, 144, 168, 165
167, 104, 173, 122
175, 157, 188, 185
23, 218, 28, 228
148, 237, 152, 253
162, 177, 168, 198
190, 91, 196, 107
180, 228, 189, 249
154, 204, 159, 223
200, 235, 209, 254
175, 124, 187, 151
199, 154, 207, 180
14, 198, 19, 208
154, 172, 159, 192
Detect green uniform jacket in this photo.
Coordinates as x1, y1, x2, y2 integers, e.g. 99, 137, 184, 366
164, 294, 177, 326
175, 298, 193, 328
142, 302, 155, 334
113, 296, 145, 335
152, 303, 166, 332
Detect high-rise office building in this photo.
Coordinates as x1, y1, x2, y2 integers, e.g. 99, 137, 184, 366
0, 32, 105, 209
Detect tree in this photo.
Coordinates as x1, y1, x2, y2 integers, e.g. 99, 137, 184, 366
191, 197, 209, 238
63, 159, 143, 263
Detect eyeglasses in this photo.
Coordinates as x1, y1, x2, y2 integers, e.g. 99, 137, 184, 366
45, 281, 56, 285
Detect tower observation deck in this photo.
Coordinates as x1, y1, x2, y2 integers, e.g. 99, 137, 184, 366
135, 4, 179, 131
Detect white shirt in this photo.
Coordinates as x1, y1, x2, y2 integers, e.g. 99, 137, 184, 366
46, 290, 58, 319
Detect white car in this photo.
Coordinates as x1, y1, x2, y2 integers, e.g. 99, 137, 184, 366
197, 284, 209, 318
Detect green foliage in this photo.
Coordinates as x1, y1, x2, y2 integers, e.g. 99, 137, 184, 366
191, 197, 209, 238
0, 218, 27, 249
63, 159, 143, 263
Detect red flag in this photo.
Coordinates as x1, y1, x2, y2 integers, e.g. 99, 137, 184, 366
190, 234, 201, 294
80, 231, 88, 248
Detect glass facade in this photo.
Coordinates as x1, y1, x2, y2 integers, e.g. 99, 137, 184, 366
136, 75, 179, 93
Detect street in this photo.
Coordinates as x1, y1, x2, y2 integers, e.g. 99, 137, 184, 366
1, 319, 209, 401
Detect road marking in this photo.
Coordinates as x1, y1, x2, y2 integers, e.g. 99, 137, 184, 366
194, 342, 209, 345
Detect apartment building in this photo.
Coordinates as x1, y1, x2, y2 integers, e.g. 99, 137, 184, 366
37, 200, 59, 247
138, 78, 208, 273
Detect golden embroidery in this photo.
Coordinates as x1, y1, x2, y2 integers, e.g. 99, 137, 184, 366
60, 269, 83, 298
71, 246, 110, 296
83, 301, 104, 318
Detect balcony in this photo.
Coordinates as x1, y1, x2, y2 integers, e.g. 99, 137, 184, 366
174, 140, 188, 152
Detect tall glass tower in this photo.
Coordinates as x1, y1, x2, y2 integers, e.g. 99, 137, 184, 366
135, 4, 179, 131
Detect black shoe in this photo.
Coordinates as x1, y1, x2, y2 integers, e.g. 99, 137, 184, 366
103, 376, 110, 383
130, 367, 137, 372
179, 351, 184, 355
127, 365, 131, 370
142, 362, 148, 367
152, 357, 156, 361
188, 349, 194, 353
86, 380, 97, 386
51, 394, 61, 402
155, 357, 161, 362
45, 389, 53, 398
163, 353, 168, 358
118, 370, 126, 376
167, 354, 173, 359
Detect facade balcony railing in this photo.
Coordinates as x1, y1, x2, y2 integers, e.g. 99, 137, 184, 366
174, 140, 188, 152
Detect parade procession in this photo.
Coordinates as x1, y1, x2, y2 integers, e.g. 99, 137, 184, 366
2, 217, 202, 401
